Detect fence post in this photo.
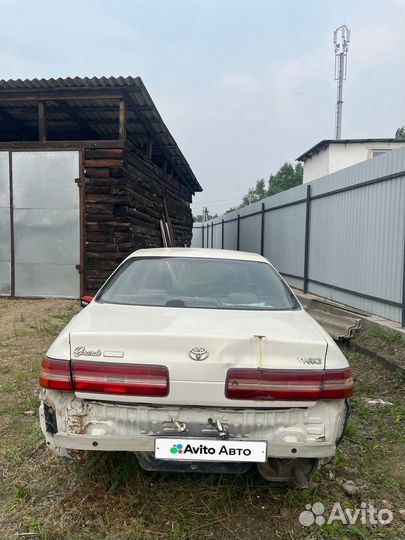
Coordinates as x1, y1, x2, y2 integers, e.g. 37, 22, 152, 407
237, 214, 240, 251
221, 219, 224, 249
303, 184, 311, 294
211, 222, 214, 248
402, 216, 405, 327
260, 202, 265, 256
202, 225, 204, 248
206, 224, 209, 247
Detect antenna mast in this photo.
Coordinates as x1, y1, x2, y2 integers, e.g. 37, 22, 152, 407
333, 24, 350, 139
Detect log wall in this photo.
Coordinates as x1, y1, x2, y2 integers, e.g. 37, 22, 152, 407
83, 144, 194, 294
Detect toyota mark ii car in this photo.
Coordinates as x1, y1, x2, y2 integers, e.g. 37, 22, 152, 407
39, 248, 353, 483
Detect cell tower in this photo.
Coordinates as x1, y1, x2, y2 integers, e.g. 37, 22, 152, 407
333, 25, 350, 139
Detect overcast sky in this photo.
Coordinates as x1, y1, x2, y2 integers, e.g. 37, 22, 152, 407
1, 0, 404, 214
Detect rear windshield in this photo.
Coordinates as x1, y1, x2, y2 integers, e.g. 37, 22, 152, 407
97, 256, 299, 311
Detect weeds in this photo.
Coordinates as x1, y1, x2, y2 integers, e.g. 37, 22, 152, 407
0, 299, 404, 540
371, 325, 403, 344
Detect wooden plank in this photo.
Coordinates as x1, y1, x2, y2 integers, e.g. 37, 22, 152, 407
162, 196, 176, 247
86, 242, 134, 252
0, 140, 124, 150
84, 159, 124, 168
85, 177, 123, 186
84, 167, 124, 178
85, 203, 114, 214
84, 148, 124, 159
84, 168, 111, 178
0, 88, 125, 102
38, 102, 47, 142
85, 193, 127, 204
119, 99, 126, 141
86, 222, 130, 232
147, 139, 153, 159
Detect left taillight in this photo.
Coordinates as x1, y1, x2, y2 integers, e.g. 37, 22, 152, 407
39, 357, 73, 391
71, 361, 169, 397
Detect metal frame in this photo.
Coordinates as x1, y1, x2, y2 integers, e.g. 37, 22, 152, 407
8, 152, 15, 296
3, 146, 84, 299
0, 141, 127, 299
78, 150, 85, 297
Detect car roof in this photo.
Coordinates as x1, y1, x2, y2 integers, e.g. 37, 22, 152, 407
127, 247, 268, 263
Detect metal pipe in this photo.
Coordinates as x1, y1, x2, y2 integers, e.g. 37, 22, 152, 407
236, 214, 240, 251
211, 222, 214, 248
335, 53, 344, 140
303, 184, 311, 294
260, 202, 265, 256
333, 25, 350, 140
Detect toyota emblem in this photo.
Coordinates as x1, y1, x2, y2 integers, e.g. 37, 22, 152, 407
188, 347, 209, 361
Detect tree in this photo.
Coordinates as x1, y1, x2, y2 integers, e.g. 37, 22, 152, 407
395, 126, 405, 139
241, 178, 267, 206
268, 162, 303, 196
224, 162, 303, 213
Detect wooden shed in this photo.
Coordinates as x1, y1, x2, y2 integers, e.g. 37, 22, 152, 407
0, 76, 201, 298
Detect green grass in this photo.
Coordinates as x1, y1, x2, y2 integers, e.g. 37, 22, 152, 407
370, 325, 403, 344
0, 299, 404, 540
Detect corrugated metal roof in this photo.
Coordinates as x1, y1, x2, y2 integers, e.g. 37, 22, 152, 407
296, 138, 405, 162
0, 76, 140, 89
0, 76, 201, 192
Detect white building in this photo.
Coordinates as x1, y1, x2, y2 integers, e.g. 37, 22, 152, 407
296, 138, 405, 183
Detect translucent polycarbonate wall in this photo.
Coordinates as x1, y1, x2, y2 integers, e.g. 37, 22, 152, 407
0, 152, 11, 295
1, 151, 81, 298
192, 148, 405, 324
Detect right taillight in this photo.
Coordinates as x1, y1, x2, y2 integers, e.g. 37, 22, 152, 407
320, 368, 354, 399
226, 367, 354, 401
39, 357, 73, 391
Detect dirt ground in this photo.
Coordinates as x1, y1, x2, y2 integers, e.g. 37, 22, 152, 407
0, 299, 404, 540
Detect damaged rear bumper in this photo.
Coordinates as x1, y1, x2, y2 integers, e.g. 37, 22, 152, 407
51, 432, 337, 457
39, 389, 348, 459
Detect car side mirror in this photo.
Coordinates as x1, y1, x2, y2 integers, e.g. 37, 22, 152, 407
80, 295, 94, 308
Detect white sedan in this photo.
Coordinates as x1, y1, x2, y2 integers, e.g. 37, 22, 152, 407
39, 248, 353, 483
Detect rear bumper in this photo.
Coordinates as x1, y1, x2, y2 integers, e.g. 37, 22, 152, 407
39, 389, 348, 459
51, 432, 336, 458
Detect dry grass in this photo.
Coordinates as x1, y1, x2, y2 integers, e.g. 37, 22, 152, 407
0, 299, 404, 539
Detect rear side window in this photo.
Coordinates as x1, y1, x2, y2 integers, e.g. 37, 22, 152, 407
97, 257, 300, 311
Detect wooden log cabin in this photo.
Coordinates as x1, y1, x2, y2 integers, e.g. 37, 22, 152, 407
0, 76, 201, 298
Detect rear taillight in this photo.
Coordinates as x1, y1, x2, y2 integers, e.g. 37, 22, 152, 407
320, 368, 354, 399
226, 368, 353, 401
39, 357, 73, 391
71, 361, 169, 396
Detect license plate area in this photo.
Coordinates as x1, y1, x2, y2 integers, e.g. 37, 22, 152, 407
154, 438, 267, 463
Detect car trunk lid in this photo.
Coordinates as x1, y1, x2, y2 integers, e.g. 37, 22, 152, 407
69, 303, 328, 408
